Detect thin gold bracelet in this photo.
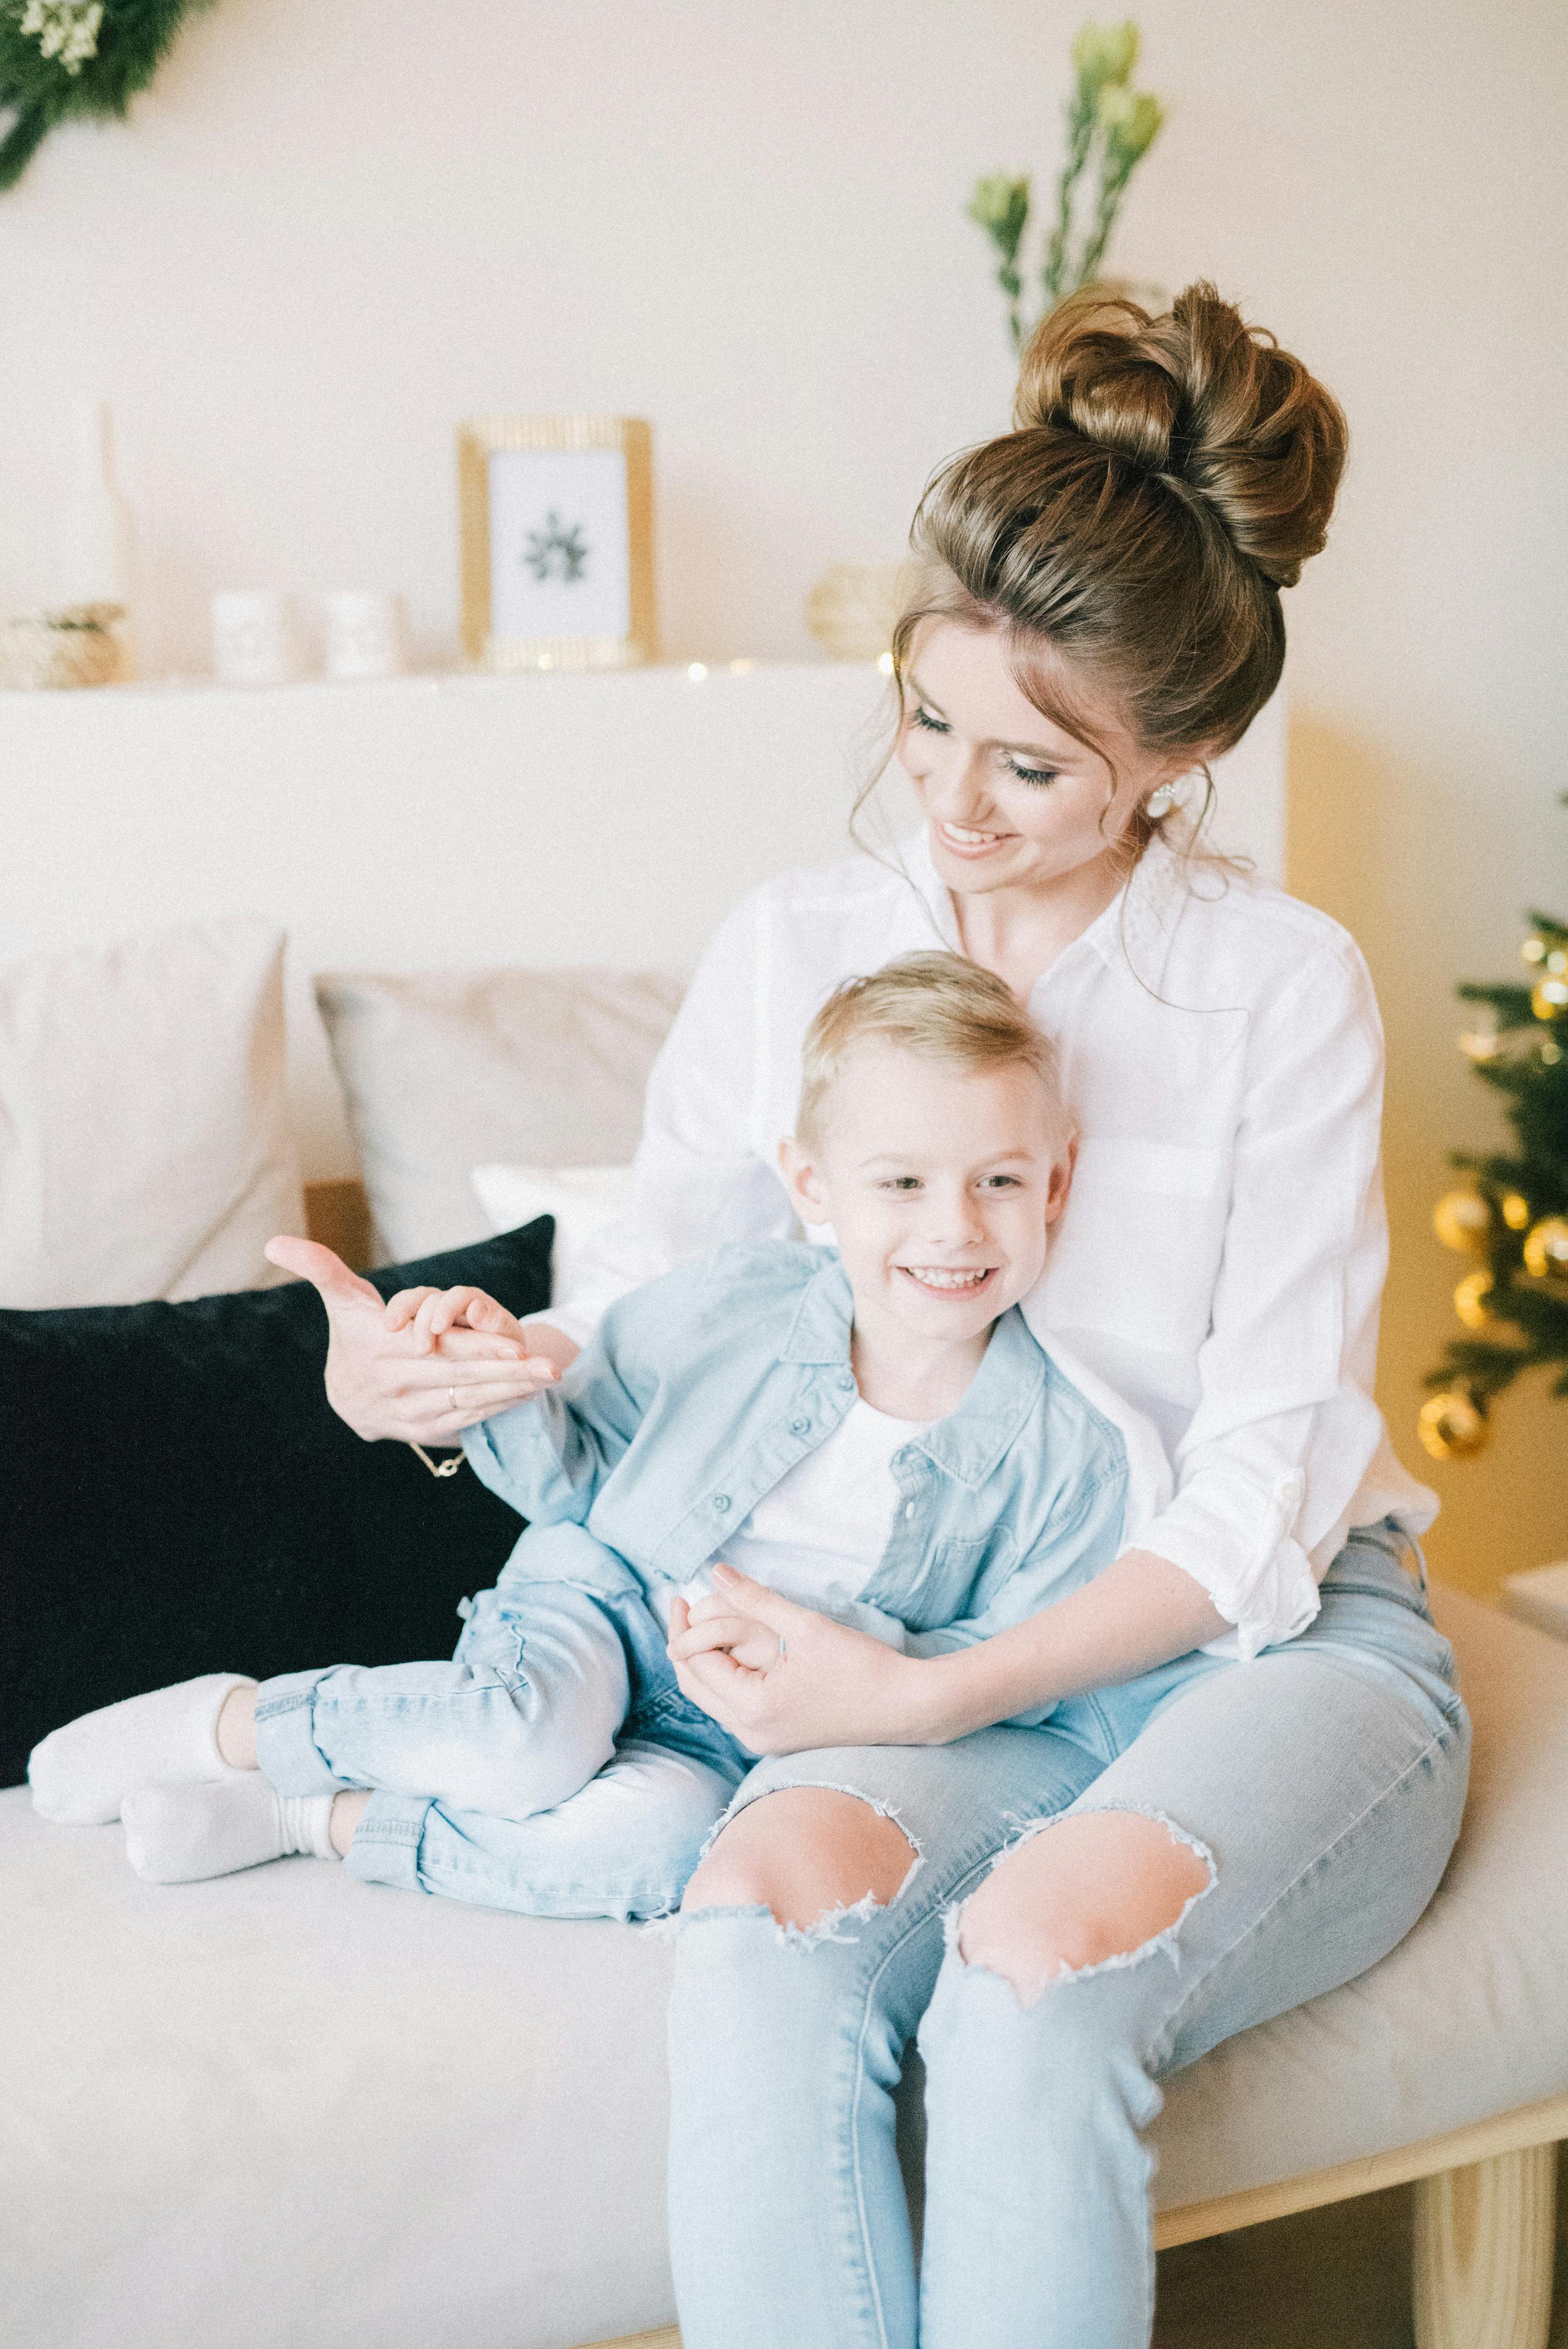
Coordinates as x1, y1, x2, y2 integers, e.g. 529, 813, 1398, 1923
406, 1441, 467, 1480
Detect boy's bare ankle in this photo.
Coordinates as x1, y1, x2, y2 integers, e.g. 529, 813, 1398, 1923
328, 1790, 371, 1857
215, 1684, 259, 1771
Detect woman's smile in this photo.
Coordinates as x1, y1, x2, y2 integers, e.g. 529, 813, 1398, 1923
933, 819, 1017, 858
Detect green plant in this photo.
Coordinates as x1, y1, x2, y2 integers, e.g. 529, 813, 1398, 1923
969, 19, 1165, 354
0, 0, 219, 192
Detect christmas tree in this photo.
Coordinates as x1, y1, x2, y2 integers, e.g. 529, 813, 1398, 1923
1421, 830, 1568, 1459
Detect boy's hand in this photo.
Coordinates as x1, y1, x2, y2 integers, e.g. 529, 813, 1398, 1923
668, 1587, 782, 1676
383, 1281, 549, 1351
667, 1564, 925, 1754
265, 1238, 567, 1443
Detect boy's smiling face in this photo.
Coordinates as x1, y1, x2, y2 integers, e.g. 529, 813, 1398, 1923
779, 1038, 1074, 1360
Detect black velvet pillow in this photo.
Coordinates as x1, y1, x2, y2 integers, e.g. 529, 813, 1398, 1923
0, 1222, 553, 1787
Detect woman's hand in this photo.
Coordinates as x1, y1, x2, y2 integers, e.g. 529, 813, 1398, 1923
265, 1236, 573, 1444
666, 1564, 938, 1754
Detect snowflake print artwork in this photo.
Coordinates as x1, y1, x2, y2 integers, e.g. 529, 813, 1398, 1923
469, 429, 648, 666
524, 511, 590, 585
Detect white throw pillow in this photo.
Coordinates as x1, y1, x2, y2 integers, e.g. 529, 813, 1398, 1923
315, 966, 684, 1263
471, 1163, 635, 1301
0, 917, 304, 1307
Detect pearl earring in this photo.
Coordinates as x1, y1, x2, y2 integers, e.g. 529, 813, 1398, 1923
1145, 778, 1184, 819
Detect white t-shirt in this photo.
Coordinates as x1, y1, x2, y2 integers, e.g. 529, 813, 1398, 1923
661, 1396, 927, 1634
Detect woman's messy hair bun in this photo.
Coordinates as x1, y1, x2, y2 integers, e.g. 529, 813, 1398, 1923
894, 281, 1348, 764
1013, 280, 1346, 590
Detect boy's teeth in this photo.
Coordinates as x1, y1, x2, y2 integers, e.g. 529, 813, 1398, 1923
906, 1267, 990, 1288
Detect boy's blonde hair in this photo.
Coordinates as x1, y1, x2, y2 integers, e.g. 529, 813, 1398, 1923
796, 951, 1072, 1153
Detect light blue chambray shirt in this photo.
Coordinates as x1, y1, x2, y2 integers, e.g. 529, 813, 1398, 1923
464, 1241, 1130, 1724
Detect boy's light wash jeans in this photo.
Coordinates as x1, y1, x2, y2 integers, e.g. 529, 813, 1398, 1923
665, 1525, 1470, 2349
252, 1570, 748, 1922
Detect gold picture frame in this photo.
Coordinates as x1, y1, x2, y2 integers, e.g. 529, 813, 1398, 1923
457, 415, 656, 674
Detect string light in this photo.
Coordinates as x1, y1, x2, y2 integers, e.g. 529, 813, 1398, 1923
687, 662, 708, 682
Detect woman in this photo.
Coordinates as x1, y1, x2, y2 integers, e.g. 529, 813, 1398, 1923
277, 283, 1468, 2348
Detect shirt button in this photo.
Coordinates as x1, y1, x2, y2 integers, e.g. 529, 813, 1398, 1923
790, 1418, 810, 1436
713, 1493, 731, 1513
837, 1372, 856, 1391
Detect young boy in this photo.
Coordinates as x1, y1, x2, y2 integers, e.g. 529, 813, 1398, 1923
31, 952, 1151, 1923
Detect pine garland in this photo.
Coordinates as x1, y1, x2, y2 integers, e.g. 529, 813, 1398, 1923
0, 0, 218, 192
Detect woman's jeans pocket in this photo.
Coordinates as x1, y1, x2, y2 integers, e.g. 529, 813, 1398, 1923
1305, 1522, 1466, 1736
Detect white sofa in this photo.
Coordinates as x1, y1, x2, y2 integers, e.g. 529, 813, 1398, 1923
7, 1583, 1566, 2349
5, 675, 1562, 2345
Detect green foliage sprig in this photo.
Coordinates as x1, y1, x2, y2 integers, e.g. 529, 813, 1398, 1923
969, 19, 1165, 354
0, 0, 218, 192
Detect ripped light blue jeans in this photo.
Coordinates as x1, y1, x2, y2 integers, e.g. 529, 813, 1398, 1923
665, 1525, 1471, 2349
251, 1572, 748, 1922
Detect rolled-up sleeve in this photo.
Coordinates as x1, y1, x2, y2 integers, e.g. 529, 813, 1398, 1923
549, 891, 792, 1347
1133, 940, 1392, 1659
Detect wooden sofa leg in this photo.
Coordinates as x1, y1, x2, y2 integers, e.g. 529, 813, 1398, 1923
1412, 2141, 1558, 2349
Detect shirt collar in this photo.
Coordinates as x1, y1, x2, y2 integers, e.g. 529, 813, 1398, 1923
779, 1251, 857, 1365
779, 1251, 1048, 1492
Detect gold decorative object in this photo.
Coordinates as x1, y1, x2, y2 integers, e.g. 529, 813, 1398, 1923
0, 601, 124, 689
1502, 1192, 1532, 1231
1453, 1270, 1496, 1331
457, 415, 655, 674
1530, 976, 1568, 1022
1418, 1388, 1490, 1461
804, 563, 916, 662
1522, 1216, 1568, 1281
1432, 1189, 1492, 1254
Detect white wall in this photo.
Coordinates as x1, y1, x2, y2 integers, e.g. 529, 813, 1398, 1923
1, 0, 1564, 1598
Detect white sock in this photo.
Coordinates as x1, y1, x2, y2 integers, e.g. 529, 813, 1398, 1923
122, 1778, 341, 1884
28, 1673, 256, 1825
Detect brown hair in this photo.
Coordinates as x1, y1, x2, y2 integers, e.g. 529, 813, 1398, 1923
883, 281, 1347, 826
796, 950, 1071, 1153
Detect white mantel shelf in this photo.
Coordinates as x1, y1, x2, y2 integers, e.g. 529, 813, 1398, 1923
0, 661, 1285, 1178
3, 657, 833, 703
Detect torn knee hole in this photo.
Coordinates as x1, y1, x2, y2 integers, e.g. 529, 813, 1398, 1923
678, 1783, 921, 1943
952, 1808, 1216, 2005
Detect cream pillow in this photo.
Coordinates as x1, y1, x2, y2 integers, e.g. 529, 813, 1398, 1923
470, 1162, 635, 1300
0, 917, 304, 1308
317, 967, 684, 1262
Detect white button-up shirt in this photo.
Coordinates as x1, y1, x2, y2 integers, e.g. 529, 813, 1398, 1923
551, 827, 1436, 1659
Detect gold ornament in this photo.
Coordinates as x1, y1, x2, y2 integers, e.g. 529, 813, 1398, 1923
1531, 976, 1568, 1022
1453, 1270, 1495, 1330
1502, 1192, 1532, 1231
1418, 1388, 1489, 1460
1522, 1216, 1568, 1280
1432, 1190, 1492, 1253
1521, 937, 1547, 965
